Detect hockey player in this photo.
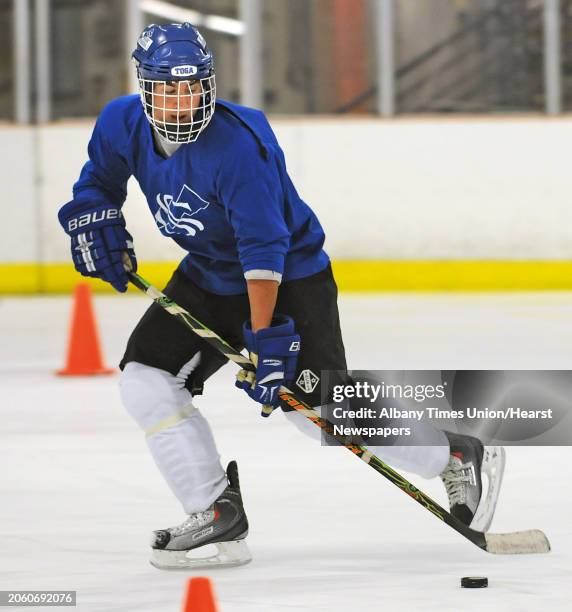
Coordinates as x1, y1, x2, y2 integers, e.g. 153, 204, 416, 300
58, 23, 504, 569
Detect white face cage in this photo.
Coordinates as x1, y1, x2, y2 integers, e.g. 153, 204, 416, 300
137, 74, 216, 143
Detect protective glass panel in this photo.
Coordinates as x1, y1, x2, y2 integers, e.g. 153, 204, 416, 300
261, 0, 375, 114
395, 0, 544, 113
51, 0, 126, 119
0, 0, 14, 121
562, 0, 572, 110
158, 0, 240, 104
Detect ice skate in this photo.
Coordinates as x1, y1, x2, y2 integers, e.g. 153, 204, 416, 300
150, 461, 251, 570
440, 431, 505, 533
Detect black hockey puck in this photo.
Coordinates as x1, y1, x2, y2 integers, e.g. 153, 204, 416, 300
461, 577, 488, 588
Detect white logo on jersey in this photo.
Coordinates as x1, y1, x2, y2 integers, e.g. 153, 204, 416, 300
155, 184, 210, 237
171, 65, 198, 77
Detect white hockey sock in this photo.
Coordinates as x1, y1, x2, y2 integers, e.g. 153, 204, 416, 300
366, 442, 450, 479
366, 413, 450, 479
284, 403, 449, 479
119, 361, 226, 514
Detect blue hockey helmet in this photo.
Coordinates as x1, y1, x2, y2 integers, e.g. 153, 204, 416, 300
132, 23, 216, 143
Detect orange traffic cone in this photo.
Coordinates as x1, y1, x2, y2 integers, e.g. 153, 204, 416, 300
57, 283, 115, 376
182, 577, 218, 612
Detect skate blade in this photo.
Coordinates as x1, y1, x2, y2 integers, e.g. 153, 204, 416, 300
471, 446, 506, 533
150, 539, 252, 571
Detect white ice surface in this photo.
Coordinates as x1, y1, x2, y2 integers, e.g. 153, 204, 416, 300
0, 292, 571, 612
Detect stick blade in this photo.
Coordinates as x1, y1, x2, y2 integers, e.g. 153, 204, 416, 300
485, 529, 551, 554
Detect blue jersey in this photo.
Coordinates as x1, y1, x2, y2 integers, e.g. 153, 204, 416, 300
71, 94, 329, 295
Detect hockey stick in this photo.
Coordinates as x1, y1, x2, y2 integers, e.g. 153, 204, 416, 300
127, 270, 550, 555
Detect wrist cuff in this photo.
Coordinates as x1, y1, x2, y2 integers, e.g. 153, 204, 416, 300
244, 269, 282, 284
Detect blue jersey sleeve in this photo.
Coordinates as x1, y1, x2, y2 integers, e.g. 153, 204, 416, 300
72, 100, 132, 208
218, 143, 290, 276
